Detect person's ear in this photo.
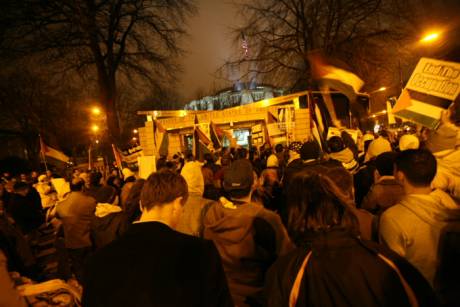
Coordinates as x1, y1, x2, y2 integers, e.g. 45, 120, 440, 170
395, 170, 405, 184
139, 200, 144, 213
373, 169, 380, 182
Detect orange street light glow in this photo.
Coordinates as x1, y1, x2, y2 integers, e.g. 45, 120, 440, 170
378, 87, 386, 92
92, 107, 101, 115
92, 124, 99, 132
420, 32, 440, 43
133, 129, 138, 134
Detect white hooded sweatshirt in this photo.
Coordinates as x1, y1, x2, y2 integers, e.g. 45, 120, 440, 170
380, 189, 460, 285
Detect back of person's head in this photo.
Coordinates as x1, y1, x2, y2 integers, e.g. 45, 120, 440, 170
275, 143, 284, 154
267, 154, 279, 168
375, 152, 398, 177
300, 140, 321, 161
180, 161, 204, 195
185, 151, 194, 162
399, 134, 420, 151
140, 170, 188, 211
13, 182, 29, 195
327, 136, 345, 153
223, 159, 254, 199
89, 172, 103, 187
70, 178, 85, 192
395, 149, 437, 187
379, 130, 389, 139
236, 147, 248, 160
204, 153, 214, 164
311, 165, 354, 200
124, 179, 146, 223
287, 171, 359, 242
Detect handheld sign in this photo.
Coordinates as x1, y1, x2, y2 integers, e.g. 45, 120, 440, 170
392, 57, 460, 129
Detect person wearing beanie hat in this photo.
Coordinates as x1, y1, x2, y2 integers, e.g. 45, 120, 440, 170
176, 161, 216, 237
258, 154, 283, 211
364, 137, 392, 162
399, 134, 420, 151
203, 159, 293, 306
300, 140, 321, 161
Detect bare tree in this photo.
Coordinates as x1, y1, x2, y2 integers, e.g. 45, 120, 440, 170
1, 0, 196, 141
221, 0, 417, 92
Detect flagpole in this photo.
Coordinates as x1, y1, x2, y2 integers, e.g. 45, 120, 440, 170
39, 134, 49, 172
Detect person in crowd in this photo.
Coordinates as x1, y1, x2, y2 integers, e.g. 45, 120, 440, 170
203, 159, 294, 306
6, 182, 44, 235
0, 250, 27, 307
265, 171, 438, 307
91, 179, 145, 250
55, 178, 97, 282
257, 154, 283, 212
361, 152, 404, 215
120, 168, 136, 209
203, 153, 220, 175
30, 171, 39, 185
85, 172, 117, 204
235, 147, 249, 160
176, 161, 215, 236
354, 135, 392, 207
106, 174, 122, 196
214, 154, 231, 189
83, 170, 233, 307
428, 113, 460, 199
380, 149, 460, 286
327, 136, 359, 173
399, 134, 420, 151
202, 166, 220, 201
34, 174, 57, 209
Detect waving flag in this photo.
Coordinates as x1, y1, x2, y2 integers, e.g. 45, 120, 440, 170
40, 136, 70, 162
309, 52, 364, 102
193, 116, 211, 161
154, 120, 169, 157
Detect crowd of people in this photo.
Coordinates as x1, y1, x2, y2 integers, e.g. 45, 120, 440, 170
1, 116, 460, 306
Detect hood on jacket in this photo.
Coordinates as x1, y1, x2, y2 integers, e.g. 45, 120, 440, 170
204, 200, 263, 245
180, 161, 204, 195
95, 203, 122, 218
329, 148, 355, 163
400, 189, 460, 226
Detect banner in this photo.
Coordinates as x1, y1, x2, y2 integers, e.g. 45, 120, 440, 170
393, 58, 460, 129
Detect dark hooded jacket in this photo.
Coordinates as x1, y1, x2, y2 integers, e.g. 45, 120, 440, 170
203, 200, 294, 306
265, 229, 439, 307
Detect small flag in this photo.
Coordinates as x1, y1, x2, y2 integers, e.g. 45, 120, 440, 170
193, 116, 211, 160
392, 89, 451, 129
309, 52, 364, 102
210, 122, 223, 149
154, 120, 168, 157
111, 144, 123, 169
40, 136, 70, 162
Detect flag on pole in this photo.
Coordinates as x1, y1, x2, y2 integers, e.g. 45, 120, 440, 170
193, 116, 211, 160
40, 136, 70, 162
111, 144, 123, 170
309, 52, 364, 102
154, 120, 169, 157
210, 122, 224, 150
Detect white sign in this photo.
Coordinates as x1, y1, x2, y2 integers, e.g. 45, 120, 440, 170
406, 57, 460, 101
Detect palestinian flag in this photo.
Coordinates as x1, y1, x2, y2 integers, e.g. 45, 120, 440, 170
309, 52, 364, 102
40, 136, 70, 162
154, 120, 169, 157
111, 144, 123, 169
392, 89, 452, 129
210, 122, 224, 149
193, 116, 211, 161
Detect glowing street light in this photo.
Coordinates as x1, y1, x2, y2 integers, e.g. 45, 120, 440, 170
132, 137, 137, 141
91, 124, 99, 133
420, 32, 440, 44
92, 106, 101, 115
133, 129, 138, 134
95, 139, 100, 144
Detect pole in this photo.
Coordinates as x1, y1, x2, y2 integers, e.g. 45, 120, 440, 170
40, 150, 49, 173
398, 58, 403, 93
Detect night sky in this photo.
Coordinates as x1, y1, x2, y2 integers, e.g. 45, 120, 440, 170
179, 0, 243, 102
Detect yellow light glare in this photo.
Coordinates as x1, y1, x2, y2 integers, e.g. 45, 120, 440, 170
92, 107, 101, 115
132, 137, 137, 141
91, 124, 99, 132
420, 32, 440, 43
133, 129, 138, 134
378, 87, 387, 92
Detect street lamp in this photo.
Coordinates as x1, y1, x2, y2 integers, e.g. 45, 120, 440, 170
91, 124, 99, 133
420, 31, 441, 44
92, 106, 101, 116
133, 129, 138, 134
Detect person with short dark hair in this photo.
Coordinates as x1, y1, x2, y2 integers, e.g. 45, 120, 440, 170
83, 170, 232, 307
380, 149, 460, 286
265, 172, 438, 307
85, 172, 117, 204
203, 159, 293, 306
56, 178, 96, 282
361, 152, 404, 215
